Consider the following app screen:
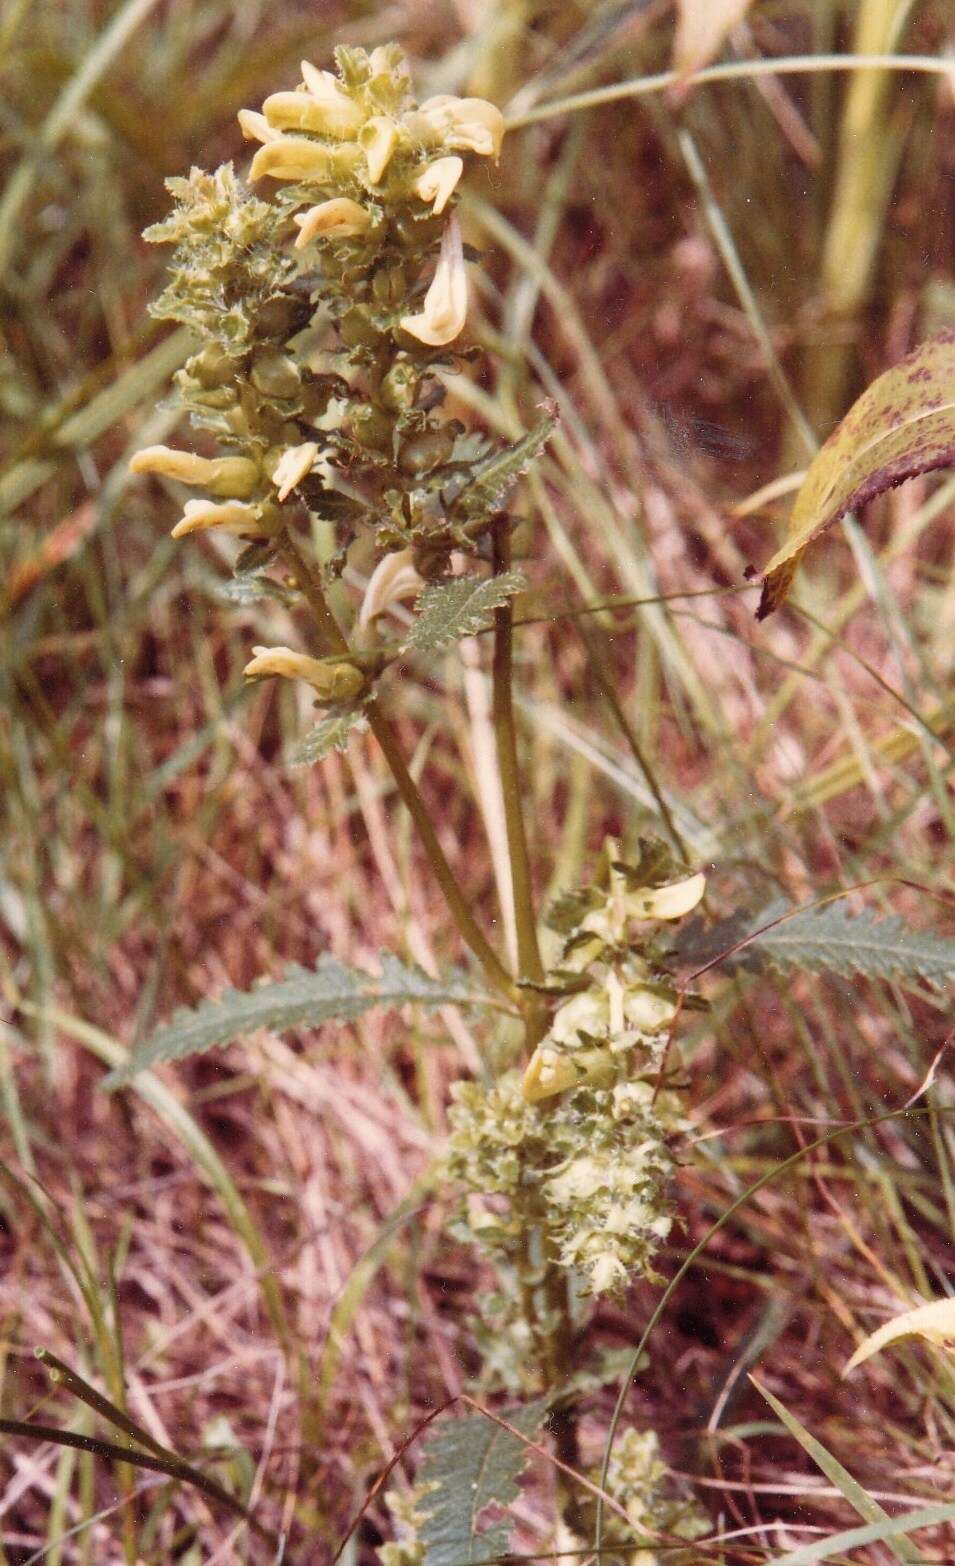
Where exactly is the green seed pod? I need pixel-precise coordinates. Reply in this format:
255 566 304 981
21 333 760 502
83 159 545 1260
350 403 394 451
398 426 454 474
340 306 382 349
371 264 407 307
250 349 302 399
379 361 419 411
253 295 300 341
189 345 235 389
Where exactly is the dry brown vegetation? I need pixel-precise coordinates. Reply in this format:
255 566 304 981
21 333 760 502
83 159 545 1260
2 1 955 1561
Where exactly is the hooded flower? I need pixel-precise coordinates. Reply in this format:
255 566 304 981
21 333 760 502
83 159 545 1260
271 441 319 501
413 155 463 215
358 547 424 627
243 645 366 702
293 197 371 248
129 445 259 498
361 116 399 185
249 136 359 185
170 499 276 539
400 215 467 347
414 95 505 158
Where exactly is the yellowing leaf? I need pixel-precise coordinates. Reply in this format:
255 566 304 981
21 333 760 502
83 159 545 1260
674 0 755 79
843 1297 955 1376
757 331 955 618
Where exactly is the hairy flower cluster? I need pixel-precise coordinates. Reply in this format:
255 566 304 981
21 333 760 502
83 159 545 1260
446 841 705 1303
128 45 530 710
584 1428 710 1566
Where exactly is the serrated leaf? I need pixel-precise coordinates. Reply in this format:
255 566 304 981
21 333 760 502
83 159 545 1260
403 572 526 654
218 576 295 607
453 413 555 523
757 331 955 617
233 539 279 577
418 1400 547 1566
674 0 754 79
290 707 368 764
844 1297 955 1375
675 899 955 989
103 956 485 1088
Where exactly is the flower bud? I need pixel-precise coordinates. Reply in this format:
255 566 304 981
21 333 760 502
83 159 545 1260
400 215 467 347
171 499 277 539
413 155 463 215
293 197 371 248
243 645 366 702
129 445 259 498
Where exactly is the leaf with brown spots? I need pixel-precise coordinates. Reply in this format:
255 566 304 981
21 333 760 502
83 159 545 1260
756 331 955 618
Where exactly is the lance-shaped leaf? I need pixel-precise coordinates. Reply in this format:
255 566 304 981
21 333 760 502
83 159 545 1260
418 1400 547 1566
403 571 525 654
452 412 555 524
103 955 488 1087
844 1297 955 1376
674 899 955 989
674 0 755 79
757 331 955 617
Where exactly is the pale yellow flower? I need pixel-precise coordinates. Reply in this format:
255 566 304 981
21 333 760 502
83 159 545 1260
271 441 319 502
249 136 358 184
243 646 365 702
361 116 398 185
237 109 280 144
625 872 706 922
170 499 274 539
299 59 366 136
521 1045 581 1104
358 548 424 627
415 95 505 158
293 197 370 249
413 155 463 215
262 86 364 140
400 215 467 347
129 445 259 499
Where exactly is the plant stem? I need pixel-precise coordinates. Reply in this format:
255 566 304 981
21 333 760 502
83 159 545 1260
280 526 519 1006
490 520 547 1043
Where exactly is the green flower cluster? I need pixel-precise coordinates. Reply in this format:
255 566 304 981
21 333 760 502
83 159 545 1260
446 840 706 1307
583 1427 710 1566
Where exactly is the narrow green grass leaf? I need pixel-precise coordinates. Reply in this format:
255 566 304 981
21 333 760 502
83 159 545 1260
403 572 526 654
751 1377 921 1565
766 1502 955 1566
418 1400 547 1566
103 955 487 1087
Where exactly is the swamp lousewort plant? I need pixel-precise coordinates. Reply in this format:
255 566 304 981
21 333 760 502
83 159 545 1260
128 42 712 1560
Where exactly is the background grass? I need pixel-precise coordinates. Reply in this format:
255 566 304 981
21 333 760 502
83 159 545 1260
1 0 954 1560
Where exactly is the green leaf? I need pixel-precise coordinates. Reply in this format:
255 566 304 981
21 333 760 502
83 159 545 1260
765 1503 955 1566
676 899 955 989
290 707 368 764
403 572 526 654
757 331 955 617
751 1378 921 1566
453 412 556 523
103 955 486 1088
418 1400 547 1566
